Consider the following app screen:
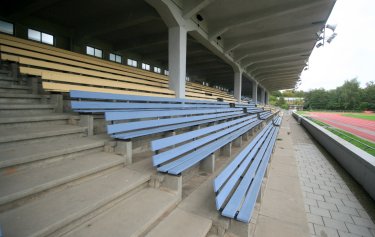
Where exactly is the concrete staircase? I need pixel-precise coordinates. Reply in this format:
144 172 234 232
0 62 185 237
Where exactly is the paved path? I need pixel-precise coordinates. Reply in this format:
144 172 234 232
309 113 375 142
286 113 375 237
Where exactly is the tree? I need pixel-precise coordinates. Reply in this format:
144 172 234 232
336 78 361 110
361 81 375 110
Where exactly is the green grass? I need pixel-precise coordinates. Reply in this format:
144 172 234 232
342 113 375 121
306 117 375 156
296 111 309 115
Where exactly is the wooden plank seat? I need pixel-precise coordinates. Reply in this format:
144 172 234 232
150 114 262 175
213 118 281 223
0 34 168 83
0 34 238 102
0 51 175 98
69 90 232 113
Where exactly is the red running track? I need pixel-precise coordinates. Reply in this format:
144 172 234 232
308 112 375 142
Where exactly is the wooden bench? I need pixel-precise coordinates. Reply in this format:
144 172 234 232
0 34 238 102
150 115 262 175
213 116 281 223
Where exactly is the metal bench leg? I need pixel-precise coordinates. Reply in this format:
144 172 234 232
79 115 94 136
200 153 215 173
115 140 133 165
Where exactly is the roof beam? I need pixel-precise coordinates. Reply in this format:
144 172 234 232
208 0 325 40
252 65 304 75
183 0 217 18
259 75 299 81
224 24 317 52
240 50 310 67
257 72 300 79
247 59 305 70
233 38 314 62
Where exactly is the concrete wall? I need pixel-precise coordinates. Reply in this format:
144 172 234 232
292 112 375 200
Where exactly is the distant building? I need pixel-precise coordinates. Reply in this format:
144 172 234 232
284 97 304 110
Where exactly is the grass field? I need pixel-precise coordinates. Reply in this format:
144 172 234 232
305 117 375 156
342 113 375 121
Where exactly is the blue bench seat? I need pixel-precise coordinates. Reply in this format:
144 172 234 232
213 117 282 223
151 115 262 175
70 90 232 113
106 108 246 140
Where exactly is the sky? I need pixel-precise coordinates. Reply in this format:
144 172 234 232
298 0 375 91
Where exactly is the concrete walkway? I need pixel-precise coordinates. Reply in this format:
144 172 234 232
286 113 375 237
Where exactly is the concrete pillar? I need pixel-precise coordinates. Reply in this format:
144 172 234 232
168 26 187 98
115 140 133 165
220 142 232 156
265 91 269 105
200 153 215 173
234 71 242 103
79 115 94 136
252 81 258 104
261 88 266 104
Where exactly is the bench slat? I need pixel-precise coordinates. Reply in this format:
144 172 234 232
214 125 273 210
113 113 244 140
213 122 272 192
151 116 254 151
166 121 261 175
221 127 276 218
108 111 243 134
70 90 230 105
158 119 261 174
105 108 243 121
71 101 228 110
153 117 258 166
236 127 279 222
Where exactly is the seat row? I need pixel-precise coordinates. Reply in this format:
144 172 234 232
0 34 237 102
70 90 280 224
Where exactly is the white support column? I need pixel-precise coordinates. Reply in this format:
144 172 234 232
169 26 187 98
252 81 258 104
234 70 242 103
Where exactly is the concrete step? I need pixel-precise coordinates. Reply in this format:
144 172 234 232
0 93 50 104
0 124 87 149
0 135 106 169
0 69 11 76
145 208 212 237
0 168 150 237
0 84 30 94
0 103 55 115
0 152 124 208
62 188 179 237
0 114 77 129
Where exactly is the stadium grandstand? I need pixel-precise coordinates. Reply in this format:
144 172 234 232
2 1 374 237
